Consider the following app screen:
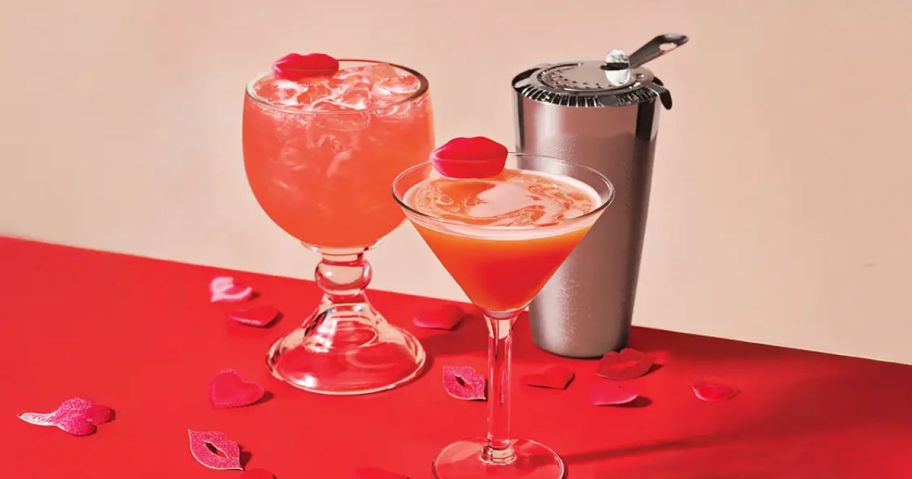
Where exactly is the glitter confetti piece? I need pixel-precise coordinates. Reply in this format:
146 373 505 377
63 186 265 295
442 366 486 401
595 348 654 381
521 365 575 390
210 276 254 303
188 429 242 470
692 380 739 401
228 305 280 327
591 381 639 406
18 397 114 436
241 468 275 479
210 370 266 408
355 467 409 479
413 304 465 330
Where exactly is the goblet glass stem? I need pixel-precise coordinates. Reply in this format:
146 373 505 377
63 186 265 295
314 248 372 305
483 310 521 464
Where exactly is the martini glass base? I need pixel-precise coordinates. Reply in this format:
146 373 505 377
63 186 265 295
266 300 425 395
433 438 565 479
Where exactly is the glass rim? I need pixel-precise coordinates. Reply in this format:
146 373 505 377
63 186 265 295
244 59 430 116
392 153 615 232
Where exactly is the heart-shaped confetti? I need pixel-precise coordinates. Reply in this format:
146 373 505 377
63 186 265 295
431 137 508 178
241 468 275 479
595 347 654 381
442 366 486 401
591 381 639 406
521 365 575 390
692 380 738 401
210 276 254 303
210 370 266 408
228 305 280 327
18 397 114 436
355 467 409 479
413 304 465 330
188 429 243 470
273 53 339 80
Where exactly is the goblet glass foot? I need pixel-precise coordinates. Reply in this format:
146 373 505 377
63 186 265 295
433 438 565 479
266 300 425 395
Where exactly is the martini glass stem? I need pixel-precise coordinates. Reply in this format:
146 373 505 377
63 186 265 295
483 311 521 464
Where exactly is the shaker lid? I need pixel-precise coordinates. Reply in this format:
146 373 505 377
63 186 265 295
513 33 687 109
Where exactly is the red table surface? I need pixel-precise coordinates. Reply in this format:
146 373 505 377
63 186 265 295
0 237 910 478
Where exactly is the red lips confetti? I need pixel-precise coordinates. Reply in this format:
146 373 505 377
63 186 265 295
692 380 739 401
241 469 275 479
355 467 409 479
18 397 114 436
228 305 280 327
442 366 486 401
431 137 508 178
210 370 266 408
210 276 254 303
412 304 465 330
595 347 654 381
272 53 340 80
591 381 639 406
188 429 243 470
521 365 575 390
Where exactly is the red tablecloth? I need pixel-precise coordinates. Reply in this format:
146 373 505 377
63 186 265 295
1 237 910 478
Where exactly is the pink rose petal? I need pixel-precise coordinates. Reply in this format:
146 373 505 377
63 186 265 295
591 381 639 406
692 380 739 401
595 347 654 381
228 305 280 328
241 468 275 479
355 467 409 479
210 370 266 408
413 304 465 330
18 397 115 436
210 276 254 303
442 366 486 401
188 429 243 470
521 365 575 390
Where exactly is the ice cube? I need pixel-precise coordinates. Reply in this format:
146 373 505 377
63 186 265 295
333 86 372 110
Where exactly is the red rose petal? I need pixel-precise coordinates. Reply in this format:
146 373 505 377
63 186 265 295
692 380 739 401
595 347 654 381
210 276 254 303
228 305 280 328
188 430 243 470
355 467 409 479
413 304 465 330
521 365 575 390
442 366 486 401
591 381 639 406
241 468 275 479
18 397 114 436
273 53 340 80
210 370 266 408
431 137 508 178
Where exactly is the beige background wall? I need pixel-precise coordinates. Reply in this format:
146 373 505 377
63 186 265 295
1 1 910 364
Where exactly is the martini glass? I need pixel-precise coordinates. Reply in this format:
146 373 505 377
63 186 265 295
243 60 432 395
393 154 614 478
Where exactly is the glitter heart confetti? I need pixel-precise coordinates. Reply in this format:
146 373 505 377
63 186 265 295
442 366 486 401
591 381 639 406
228 305 280 327
521 365 575 390
188 429 243 470
595 347 654 381
692 380 739 401
210 370 266 408
210 276 254 303
18 397 114 436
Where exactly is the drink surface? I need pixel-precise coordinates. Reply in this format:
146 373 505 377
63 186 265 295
243 62 433 248
404 169 601 312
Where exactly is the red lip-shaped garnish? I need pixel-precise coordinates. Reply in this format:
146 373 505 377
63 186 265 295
210 370 266 408
18 397 114 436
591 381 639 406
355 467 409 479
431 137 508 178
442 366 486 401
595 347 654 381
272 53 339 80
692 380 738 401
521 365 575 390
188 429 243 470
413 304 465 330
228 305 280 328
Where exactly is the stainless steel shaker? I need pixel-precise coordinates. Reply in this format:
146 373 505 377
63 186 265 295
513 34 687 357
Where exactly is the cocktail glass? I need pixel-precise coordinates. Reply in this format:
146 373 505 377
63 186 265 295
242 60 432 395
393 154 614 478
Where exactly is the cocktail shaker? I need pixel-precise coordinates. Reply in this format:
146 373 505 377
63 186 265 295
512 33 687 357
